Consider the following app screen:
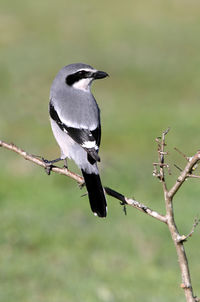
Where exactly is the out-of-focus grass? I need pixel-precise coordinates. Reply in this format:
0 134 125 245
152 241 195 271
1 0 200 301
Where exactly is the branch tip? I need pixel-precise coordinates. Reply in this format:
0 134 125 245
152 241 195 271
163 127 170 136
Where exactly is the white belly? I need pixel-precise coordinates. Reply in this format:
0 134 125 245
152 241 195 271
50 118 98 174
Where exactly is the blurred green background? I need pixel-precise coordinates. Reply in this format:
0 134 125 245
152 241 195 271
1 0 200 301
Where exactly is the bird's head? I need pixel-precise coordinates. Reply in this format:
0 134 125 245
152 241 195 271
58 63 109 92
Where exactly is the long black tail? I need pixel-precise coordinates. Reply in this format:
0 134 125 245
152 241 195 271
81 170 107 218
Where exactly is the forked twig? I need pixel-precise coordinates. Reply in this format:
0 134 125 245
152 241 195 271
177 218 200 243
153 129 200 302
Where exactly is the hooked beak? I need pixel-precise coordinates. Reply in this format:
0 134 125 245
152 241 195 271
93 70 109 79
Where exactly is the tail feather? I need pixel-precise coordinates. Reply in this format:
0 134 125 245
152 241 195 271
81 170 107 218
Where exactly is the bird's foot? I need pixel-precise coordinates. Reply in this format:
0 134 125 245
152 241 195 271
42 157 62 175
42 158 53 175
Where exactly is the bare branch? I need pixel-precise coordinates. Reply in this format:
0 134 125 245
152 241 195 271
168 152 200 199
177 218 200 243
104 187 167 223
0 140 165 222
154 131 200 302
0 140 84 185
174 163 183 172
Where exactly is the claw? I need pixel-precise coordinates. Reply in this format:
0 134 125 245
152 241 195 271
42 158 53 175
41 157 63 175
45 165 52 175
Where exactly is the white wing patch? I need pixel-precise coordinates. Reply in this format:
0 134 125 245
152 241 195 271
82 140 98 149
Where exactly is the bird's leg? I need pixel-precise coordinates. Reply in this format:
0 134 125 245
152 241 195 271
63 158 68 169
42 157 63 175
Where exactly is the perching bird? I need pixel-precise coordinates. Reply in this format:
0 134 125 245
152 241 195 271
48 63 108 217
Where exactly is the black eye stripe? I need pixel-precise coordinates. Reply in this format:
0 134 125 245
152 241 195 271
77 70 90 76
66 70 92 86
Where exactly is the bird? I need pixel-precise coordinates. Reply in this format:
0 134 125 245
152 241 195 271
47 63 108 217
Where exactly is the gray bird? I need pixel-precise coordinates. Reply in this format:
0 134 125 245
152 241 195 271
48 63 108 217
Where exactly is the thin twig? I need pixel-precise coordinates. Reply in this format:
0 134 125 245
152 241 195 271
154 128 170 193
104 187 167 223
177 218 200 243
0 140 84 184
168 152 200 199
187 174 200 179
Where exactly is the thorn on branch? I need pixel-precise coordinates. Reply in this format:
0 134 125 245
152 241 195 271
153 128 171 184
174 164 183 172
174 147 190 161
163 127 171 136
174 148 200 179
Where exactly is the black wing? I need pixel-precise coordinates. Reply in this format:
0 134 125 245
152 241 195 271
89 126 101 164
49 103 100 163
91 126 101 150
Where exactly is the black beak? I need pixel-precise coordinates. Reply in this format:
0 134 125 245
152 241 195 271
93 70 109 79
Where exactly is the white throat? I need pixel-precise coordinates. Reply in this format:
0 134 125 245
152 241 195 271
73 78 92 91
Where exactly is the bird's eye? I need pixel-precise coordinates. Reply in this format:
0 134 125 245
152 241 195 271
77 70 86 76
66 70 91 86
